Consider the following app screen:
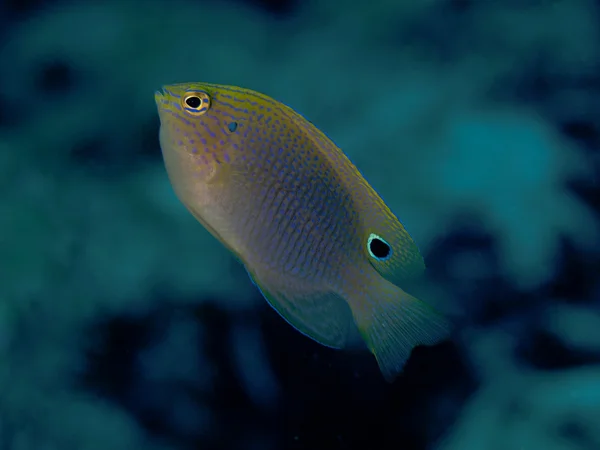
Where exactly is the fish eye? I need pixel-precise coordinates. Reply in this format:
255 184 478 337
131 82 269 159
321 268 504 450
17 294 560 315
186 97 200 108
182 91 210 116
367 233 392 261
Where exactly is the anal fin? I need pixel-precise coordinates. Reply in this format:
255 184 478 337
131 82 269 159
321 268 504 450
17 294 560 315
245 267 354 349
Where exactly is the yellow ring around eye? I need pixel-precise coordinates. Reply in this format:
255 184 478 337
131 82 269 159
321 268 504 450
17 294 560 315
182 91 211 116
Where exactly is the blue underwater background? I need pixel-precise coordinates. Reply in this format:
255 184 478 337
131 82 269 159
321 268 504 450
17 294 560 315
1 0 600 449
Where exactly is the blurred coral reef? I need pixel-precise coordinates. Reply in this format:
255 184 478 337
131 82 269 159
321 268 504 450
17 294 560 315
0 0 599 449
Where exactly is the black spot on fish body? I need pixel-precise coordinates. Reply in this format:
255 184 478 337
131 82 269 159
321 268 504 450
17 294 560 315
367 234 392 261
228 122 238 132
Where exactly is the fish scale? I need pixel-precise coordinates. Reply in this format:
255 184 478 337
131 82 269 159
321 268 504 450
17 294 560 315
233 118 354 277
156 82 452 381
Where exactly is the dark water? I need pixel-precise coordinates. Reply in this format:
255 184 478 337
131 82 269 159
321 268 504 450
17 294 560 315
0 0 599 449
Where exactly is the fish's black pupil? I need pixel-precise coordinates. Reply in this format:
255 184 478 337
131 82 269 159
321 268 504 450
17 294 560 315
370 238 391 259
186 96 201 108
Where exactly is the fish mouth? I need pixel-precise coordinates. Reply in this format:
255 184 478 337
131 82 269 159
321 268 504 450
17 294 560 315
154 87 165 101
155 87 170 109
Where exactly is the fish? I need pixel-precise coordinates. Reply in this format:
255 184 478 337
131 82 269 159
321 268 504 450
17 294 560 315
155 82 451 382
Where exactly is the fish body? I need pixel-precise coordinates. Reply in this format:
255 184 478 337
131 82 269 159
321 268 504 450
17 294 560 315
155 82 450 381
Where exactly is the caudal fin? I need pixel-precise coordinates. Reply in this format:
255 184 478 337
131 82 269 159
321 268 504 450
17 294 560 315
351 280 451 382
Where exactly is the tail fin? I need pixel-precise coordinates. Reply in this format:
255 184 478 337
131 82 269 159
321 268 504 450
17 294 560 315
350 279 451 382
